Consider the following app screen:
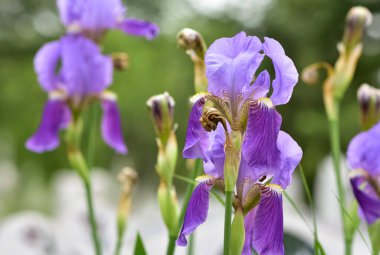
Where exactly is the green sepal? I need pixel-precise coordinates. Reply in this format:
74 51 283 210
133 232 148 255
158 182 179 236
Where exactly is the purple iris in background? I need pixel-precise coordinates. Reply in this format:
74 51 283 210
177 32 302 255
26 34 127 154
347 121 380 224
57 0 159 40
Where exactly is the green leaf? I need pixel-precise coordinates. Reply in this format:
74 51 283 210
369 219 380 255
134 233 148 255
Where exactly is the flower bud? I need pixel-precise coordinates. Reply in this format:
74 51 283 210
343 6 372 53
112 53 129 71
357 84 380 130
158 182 179 236
177 28 207 60
116 167 138 237
147 92 175 147
302 65 320 85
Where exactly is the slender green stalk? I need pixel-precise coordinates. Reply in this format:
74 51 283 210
66 121 102 255
114 236 122 255
187 234 195 255
167 235 177 255
327 100 351 255
224 190 233 255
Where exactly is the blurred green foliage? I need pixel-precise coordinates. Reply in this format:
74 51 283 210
0 0 380 212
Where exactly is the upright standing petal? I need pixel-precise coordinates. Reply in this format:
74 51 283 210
183 97 208 160
350 173 380 224
271 131 303 189
60 35 113 96
118 18 160 40
100 93 127 154
242 100 282 176
34 41 61 92
252 185 284 255
205 32 263 102
347 122 380 175
243 70 270 102
57 0 125 30
176 178 214 246
263 37 298 106
26 99 71 153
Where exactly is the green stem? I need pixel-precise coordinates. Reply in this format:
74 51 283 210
224 190 233 255
327 101 351 255
84 179 102 255
114 232 123 255
187 234 195 255
167 235 177 255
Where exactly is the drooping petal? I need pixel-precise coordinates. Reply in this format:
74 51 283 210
60 35 113 96
118 18 159 40
183 97 208 160
57 0 125 30
252 185 284 255
347 122 380 175
271 131 303 189
100 94 127 154
262 37 298 106
34 41 61 92
242 100 282 177
26 99 71 153
203 124 227 178
242 209 256 255
350 172 380 224
176 178 214 246
205 32 263 102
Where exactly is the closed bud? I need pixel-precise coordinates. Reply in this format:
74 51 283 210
177 28 207 60
147 92 175 147
112 53 129 71
158 182 179 236
357 84 380 130
343 6 372 53
302 65 320 85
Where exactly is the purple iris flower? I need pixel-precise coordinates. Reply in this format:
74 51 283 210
26 34 127 154
347 121 380 224
57 0 159 40
177 32 302 255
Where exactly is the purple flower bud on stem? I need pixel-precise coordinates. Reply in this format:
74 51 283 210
357 84 380 131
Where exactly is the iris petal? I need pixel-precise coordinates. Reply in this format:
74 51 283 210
203 124 227 178
26 99 71 153
34 41 61 92
119 18 160 40
347 122 380 175
183 98 208 160
100 95 127 154
176 178 214 246
205 32 263 102
350 173 380 224
263 37 298 106
252 185 284 255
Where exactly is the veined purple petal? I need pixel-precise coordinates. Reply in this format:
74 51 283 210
57 0 125 30
118 18 159 40
26 99 71 153
252 185 284 255
60 35 113 96
203 124 227 178
242 100 282 176
263 37 298 106
347 122 380 175
205 32 263 102
176 178 214 246
242 209 256 255
100 95 127 154
350 173 380 224
183 98 208 160
272 131 302 189
34 41 61 92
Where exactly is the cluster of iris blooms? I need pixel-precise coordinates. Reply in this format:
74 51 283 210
26 1 379 255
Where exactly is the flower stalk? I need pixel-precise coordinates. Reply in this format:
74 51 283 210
65 117 102 255
302 6 372 255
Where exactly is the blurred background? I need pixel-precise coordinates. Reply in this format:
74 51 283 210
0 0 380 254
